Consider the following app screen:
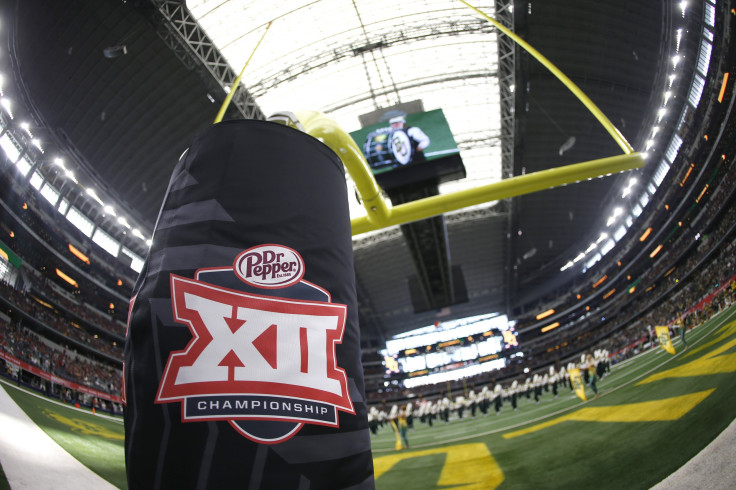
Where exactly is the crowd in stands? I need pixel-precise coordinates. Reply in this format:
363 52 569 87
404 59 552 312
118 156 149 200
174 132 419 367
0 173 136 321
0 315 122 413
23 267 127 337
0 169 132 412
514 42 736 329
0 280 122 358
3 164 734 414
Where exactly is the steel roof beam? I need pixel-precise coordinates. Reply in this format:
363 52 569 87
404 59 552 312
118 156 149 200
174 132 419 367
148 0 265 120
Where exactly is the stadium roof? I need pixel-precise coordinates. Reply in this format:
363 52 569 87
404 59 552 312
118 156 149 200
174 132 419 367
7 0 699 346
186 0 505 222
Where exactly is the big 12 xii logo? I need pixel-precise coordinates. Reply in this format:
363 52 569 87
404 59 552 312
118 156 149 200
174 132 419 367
155 244 354 443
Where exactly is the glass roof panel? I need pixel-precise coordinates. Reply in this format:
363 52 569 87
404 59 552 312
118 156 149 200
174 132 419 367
187 0 502 220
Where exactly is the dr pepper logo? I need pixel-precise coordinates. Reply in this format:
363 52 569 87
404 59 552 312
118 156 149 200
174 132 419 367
155 244 354 444
234 244 304 288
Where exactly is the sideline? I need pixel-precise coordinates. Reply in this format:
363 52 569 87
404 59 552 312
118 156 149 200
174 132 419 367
0 383 118 489
650 415 736 490
0 377 124 424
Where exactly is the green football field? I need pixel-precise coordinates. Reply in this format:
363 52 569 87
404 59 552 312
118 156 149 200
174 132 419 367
2 304 735 489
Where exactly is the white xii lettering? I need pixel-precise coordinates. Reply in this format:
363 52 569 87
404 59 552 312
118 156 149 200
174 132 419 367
174 292 342 396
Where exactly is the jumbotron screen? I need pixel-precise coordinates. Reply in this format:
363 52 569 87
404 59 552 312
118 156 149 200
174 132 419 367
349 109 466 190
380 314 521 386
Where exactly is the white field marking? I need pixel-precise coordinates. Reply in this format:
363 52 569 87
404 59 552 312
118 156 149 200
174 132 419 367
0 384 119 489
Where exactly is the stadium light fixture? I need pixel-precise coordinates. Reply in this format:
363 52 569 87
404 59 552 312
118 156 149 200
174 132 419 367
85 188 104 205
541 322 560 333
65 169 77 183
117 216 131 229
592 275 608 288
1 97 13 118
649 244 663 258
103 45 127 58
68 243 90 264
56 268 78 287
622 177 637 197
536 309 555 320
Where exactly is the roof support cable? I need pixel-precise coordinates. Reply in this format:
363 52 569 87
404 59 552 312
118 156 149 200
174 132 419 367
352 0 392 108
368 50 392 107
529 94 567 137
379 46 403 105
529 94 576 155
359 52 380 110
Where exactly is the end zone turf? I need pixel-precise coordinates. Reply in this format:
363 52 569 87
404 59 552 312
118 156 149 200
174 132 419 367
0 305 734 489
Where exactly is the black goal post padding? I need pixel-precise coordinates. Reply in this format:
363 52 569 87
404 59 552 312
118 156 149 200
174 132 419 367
124 119 374 489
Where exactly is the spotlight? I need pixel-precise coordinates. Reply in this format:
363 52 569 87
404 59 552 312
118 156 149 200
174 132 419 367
103 45 128 58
